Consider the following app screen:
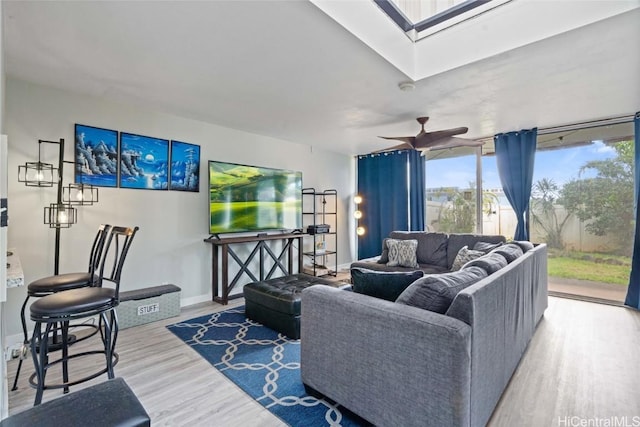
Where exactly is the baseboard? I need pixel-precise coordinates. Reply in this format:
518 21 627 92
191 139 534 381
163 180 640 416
180 293 213 308
548 291 624 307
5 333 23 351
336 262 352 272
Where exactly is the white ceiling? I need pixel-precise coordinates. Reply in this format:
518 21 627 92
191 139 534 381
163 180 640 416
3 1 639 156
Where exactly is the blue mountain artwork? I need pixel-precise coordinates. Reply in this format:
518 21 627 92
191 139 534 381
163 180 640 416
75 126 118 187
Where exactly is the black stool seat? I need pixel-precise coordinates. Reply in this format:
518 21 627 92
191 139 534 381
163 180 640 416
30 288 117 319
244 274 347 339
0 377 150 427
28 273 97 295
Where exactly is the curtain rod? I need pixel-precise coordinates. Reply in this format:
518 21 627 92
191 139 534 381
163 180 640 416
475 112 637 141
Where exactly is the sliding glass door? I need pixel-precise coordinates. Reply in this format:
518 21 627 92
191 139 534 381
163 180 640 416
425 119 635 304
531 122 634 303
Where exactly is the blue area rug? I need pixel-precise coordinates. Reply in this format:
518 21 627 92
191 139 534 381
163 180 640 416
166 306 369 427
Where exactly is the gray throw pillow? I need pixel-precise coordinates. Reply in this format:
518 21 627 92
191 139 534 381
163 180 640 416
350 268 423 302
491 243 523 263
451 246 484 271
462 252 508 274
396 266 488 314
386 239 419 268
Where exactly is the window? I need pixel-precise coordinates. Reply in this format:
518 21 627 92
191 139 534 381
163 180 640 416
424 118 635 304
375 0 509 40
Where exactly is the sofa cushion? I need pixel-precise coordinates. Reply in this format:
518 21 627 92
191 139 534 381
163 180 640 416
395 266 488 314
447 234 507 270
389 231 449 268
511 240 535 253
473 241 504 253
491 243 524 263
451 246 485 271
350 268 423 302
462 252 508 274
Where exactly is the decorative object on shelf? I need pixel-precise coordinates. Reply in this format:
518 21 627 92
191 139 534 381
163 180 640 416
74 124 119 188
302 188 337 277
169 140 200 192
119 132 169 190
18 138 100 274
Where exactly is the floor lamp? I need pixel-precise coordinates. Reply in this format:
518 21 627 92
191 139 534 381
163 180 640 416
18 138 99 274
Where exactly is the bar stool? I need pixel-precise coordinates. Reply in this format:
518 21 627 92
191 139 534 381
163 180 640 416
12 224 111 391
29 225 139 405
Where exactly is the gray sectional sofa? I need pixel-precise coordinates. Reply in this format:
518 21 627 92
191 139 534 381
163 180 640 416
300 235 548 427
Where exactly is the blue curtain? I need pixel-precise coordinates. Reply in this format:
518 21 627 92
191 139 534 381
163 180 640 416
408 150 425 231
357 151 409 259
494 128 537 241
625 112 640 310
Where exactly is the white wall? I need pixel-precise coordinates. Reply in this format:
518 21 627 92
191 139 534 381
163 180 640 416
3 77 353 339
1 1 9 418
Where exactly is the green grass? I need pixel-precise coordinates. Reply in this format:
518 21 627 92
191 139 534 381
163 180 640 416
547 249 631 285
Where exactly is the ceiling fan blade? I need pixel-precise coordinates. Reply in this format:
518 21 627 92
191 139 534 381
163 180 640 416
414 127 469 146
378 136 416 146
371 142 415 153
422 136 485 152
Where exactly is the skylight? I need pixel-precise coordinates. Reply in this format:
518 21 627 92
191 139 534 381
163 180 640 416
375 0 510 40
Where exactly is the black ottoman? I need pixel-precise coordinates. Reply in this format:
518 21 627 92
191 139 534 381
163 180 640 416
243 274 346 339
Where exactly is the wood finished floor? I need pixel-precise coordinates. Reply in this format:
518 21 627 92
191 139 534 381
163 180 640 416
7 296 640 426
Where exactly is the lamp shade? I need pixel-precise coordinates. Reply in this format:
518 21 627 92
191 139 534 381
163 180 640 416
18 162 57 187
63 183 99 206
44 203 77 228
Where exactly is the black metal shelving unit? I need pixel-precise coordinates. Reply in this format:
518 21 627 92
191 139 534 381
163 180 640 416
302 188 337 277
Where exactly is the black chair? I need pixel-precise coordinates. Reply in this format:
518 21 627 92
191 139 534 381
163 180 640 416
12 224 111 391
29 225 139 405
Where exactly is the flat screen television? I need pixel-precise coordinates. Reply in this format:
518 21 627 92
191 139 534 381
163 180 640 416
208 160 302 234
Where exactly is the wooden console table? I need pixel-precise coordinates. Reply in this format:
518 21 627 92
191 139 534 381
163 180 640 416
204 233 304 305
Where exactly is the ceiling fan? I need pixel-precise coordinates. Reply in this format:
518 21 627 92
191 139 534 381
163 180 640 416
375 117 484 153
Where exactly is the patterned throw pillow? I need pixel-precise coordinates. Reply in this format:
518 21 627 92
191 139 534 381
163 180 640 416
386 239 419 268
451 246 484 271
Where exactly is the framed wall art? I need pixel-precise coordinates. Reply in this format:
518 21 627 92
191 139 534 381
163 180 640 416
119 132 169 190
74 124 119 188
169 140 200 192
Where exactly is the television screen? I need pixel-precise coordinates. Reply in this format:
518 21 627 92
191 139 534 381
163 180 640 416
208 160 302 234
